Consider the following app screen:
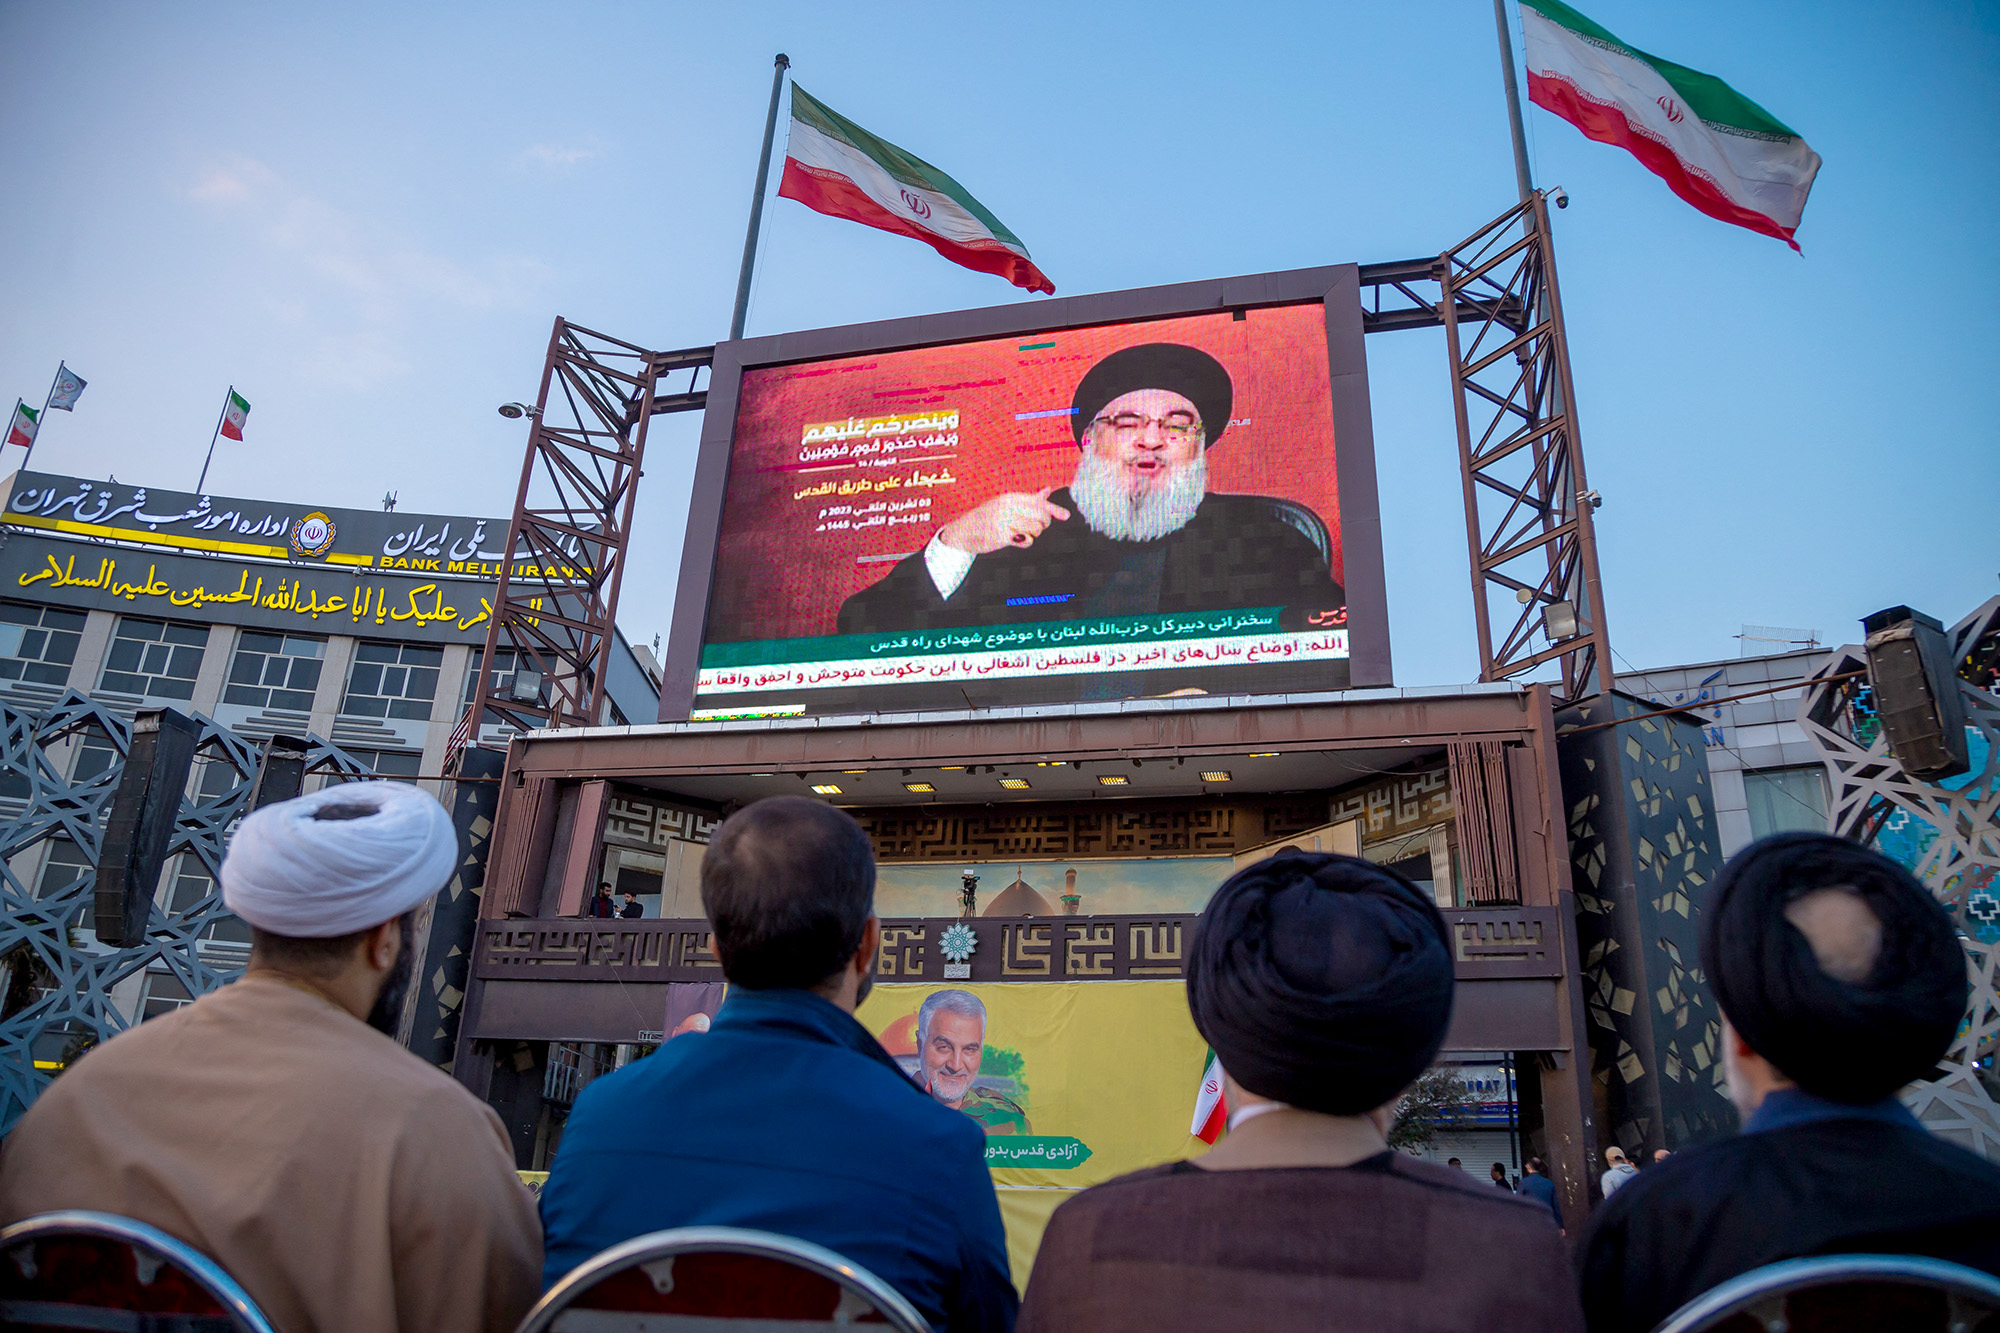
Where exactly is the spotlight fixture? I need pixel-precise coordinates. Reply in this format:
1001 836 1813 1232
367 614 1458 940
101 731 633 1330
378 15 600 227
1131 758 1142 769
1543 599 1580 640
497 402 540 420
902 769 912 777
1248 752 1280 759
1200 771 1232 783
998 777 1031 790
1096 774 1128 786
904 782 936 793
810 784 842 795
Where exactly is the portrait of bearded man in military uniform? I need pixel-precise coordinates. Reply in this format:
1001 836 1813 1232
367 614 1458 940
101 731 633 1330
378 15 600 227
917 989 1029 1136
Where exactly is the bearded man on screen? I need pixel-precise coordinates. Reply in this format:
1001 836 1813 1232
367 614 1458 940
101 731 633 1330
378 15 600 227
836 344 1343 634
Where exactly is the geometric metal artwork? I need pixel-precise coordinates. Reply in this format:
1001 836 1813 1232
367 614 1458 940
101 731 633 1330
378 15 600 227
0 688 374 1133
1800 596 2000 1158
1558 693 1733 1156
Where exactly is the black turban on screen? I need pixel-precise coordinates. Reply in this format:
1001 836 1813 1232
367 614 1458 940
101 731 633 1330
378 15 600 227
1700 832 1967 1104
1187 850 1455 1115
1070 343 1233 448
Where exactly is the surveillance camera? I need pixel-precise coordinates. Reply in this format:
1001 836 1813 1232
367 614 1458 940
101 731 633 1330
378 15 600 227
1579 488 1603 510
497 402 537 420
1550 188 1570 210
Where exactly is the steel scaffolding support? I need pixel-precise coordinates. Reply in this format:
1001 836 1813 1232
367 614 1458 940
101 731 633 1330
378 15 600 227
454 321 711 756
1437 192 1613 704
461 194 1609 749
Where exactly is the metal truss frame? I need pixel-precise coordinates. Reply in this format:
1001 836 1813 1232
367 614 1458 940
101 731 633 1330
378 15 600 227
464 195 1610 751
1435 193 1611 704
457 321 711 750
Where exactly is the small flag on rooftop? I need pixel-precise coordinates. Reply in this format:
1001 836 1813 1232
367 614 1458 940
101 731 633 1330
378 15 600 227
5 401 38 451
1520 0 1822 249
48 364 86 412
219 389 251 441
778 85 1055 295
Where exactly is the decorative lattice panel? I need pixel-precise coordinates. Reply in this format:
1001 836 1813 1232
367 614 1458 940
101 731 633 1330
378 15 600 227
1801 597 2000 1157
0 689 375 1132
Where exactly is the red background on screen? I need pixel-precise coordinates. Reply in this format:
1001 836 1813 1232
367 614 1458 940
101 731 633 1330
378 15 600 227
704 303 1341 643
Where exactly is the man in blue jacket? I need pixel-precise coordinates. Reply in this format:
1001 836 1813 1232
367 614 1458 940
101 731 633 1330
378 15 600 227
538 796 1016 1332
1519 1156 1563 1232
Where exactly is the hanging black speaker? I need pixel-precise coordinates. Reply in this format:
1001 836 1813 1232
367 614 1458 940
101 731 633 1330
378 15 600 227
247 735 310 811
1861 606 1969 782
95 708 202 946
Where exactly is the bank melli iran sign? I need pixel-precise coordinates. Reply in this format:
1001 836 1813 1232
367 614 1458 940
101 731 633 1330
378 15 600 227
4 471 591 582
1 534 509 644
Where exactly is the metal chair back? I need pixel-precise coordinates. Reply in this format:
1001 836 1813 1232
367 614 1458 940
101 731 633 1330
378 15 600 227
0 1209 276 1332
1654 1253 2000 1333
518 1226 931 1333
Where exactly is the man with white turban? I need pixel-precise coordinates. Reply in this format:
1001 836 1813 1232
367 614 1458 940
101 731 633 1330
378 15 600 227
0 781 542 1333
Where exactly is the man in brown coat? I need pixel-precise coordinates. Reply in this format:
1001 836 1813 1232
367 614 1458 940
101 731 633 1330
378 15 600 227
1018 850 1582 1333
0 781 542 1333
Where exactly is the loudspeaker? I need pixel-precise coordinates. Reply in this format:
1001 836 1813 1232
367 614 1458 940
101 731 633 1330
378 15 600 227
95 708 202 946
247 735 310 811
1862 605 1969 781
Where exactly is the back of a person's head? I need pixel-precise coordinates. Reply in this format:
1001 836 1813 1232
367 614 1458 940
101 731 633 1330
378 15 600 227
701 797 876 990
1526 1156 1547 1175
1700 831 1967 1104
1186 849 1453 1115
223 780 456 971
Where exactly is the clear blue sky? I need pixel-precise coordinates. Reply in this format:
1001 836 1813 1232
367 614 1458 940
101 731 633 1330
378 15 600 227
2 1 1993 685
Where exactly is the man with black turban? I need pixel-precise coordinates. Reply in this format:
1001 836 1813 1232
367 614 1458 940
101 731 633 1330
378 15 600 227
836 343 1343 633
1576 833 2000 1333
1017 851 1584 1333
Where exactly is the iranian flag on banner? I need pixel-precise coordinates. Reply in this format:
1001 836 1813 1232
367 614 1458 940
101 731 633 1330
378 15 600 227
5 401 38 450
1520 0 1822 249
220 390 251 441
778 85 1055 295
1191 1049 1227 1145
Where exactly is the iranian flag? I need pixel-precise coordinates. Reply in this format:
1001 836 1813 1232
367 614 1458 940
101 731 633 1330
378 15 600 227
219 389 251 441
5 401 37 450
1521 0 1822 250
778 85 1054 295
1191 1049 1227 1145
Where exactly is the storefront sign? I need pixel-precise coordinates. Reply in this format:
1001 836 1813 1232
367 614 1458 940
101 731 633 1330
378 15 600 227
3 470 588 583
0 534 501 644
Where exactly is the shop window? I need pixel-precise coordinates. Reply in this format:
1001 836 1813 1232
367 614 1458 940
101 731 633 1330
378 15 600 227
342 642 442 721
140 972 194 1022
100 617 208 701
0 601 86 686
223 633 325 712
1745 766 1829 841
336 748 424 782
463 646 523 705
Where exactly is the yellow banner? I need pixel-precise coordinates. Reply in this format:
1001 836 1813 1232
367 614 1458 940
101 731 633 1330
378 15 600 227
858 980 1209 1285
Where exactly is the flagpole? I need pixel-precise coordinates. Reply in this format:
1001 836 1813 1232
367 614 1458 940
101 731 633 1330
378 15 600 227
729 53 792 342
17 366 61 474
196 386 231 495
1493 0 1535 203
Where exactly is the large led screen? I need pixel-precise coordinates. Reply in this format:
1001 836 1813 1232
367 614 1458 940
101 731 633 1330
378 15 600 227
686 300 1366 718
